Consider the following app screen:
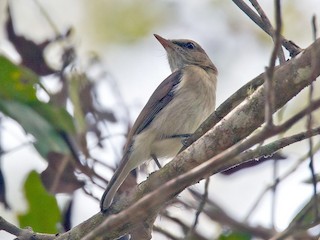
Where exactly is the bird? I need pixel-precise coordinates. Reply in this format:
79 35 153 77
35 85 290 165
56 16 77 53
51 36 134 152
100 34 218 211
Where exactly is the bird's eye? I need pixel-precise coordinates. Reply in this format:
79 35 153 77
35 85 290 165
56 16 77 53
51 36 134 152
185 42 195 49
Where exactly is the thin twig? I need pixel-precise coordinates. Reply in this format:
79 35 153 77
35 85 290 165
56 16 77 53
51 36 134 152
161 211 189 233
186 190 275 239
0 216 55 240
160 211 207 240
307 14 318 221
267 0 282 228
33 0 60 35
249 0 286 63
232 0 302 57
82 186 100 202
312 15 318 41
186 178 210 238
271 158 278 230
265 0 282 127
245 138 320 221
153 226 180 240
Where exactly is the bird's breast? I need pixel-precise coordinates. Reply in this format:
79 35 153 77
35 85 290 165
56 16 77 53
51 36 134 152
148 65 217 157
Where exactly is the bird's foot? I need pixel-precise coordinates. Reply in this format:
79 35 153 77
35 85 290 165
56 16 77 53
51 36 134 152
169 134 192 147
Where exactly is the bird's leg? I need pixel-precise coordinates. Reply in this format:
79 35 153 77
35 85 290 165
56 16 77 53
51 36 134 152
151 134 192 170
151 154 162 169
169 134 192 147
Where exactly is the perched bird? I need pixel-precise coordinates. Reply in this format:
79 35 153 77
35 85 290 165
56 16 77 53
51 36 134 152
100 34 218 211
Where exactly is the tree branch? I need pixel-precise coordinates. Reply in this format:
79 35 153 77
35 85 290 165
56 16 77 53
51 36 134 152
187 190 275 239
0 217 55 240
53 38 320 240
232 0 302 57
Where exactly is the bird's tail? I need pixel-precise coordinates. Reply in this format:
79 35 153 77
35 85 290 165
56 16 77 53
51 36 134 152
100 151 134 211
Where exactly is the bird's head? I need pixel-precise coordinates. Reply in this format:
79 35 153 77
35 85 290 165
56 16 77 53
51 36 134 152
154 34 216 73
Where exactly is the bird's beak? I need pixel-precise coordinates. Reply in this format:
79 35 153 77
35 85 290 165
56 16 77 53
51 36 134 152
154 34 173 49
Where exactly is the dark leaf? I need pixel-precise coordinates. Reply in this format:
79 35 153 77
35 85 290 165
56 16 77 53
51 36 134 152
218 231 252 240
221 152 287 175
6 6 56 76
62 199 73 231
0 164 10 209
79 80 116 123
41 152 85 194
0 100 69 157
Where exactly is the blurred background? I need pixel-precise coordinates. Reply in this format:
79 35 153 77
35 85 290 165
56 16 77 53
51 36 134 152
0 0 320 239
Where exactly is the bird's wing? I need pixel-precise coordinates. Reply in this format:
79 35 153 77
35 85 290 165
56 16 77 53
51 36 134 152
125 70 182 150
100 70 183 210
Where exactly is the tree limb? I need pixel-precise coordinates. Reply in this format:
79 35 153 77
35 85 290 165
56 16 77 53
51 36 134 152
0 217 55 240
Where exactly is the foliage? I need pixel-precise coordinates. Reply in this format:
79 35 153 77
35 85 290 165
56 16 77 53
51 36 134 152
18 171 61 233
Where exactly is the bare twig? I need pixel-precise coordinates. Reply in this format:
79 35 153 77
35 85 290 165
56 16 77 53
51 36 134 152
271 158 279 230
186 178 210 239
82 186 100 202
232 0 302 57
60 133 107 185
307 14 318 221
0 141 34 156
249 0 285 63
161 211 189 233
265 0 282 127
245 136 320 222
33 0 60 35
269 192 320 240
312 15 318 40
266 0 282 228
187 190 275 239
153 226 180 240
160 211 207 240
0 217 55 240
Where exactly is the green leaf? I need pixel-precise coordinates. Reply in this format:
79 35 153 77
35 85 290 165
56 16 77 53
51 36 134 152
218 231 252 240
0 55 75 156
18 171 61 233
0 100 69 156
31 102 76 134
0 55 75 134
0 55 38 102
